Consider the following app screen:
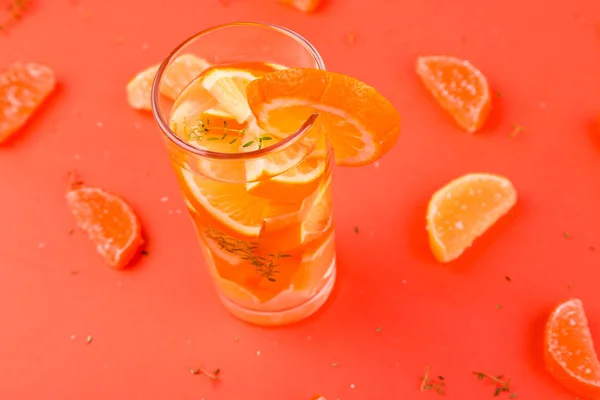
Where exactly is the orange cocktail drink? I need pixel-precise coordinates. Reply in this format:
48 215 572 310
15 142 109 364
151 23 400 326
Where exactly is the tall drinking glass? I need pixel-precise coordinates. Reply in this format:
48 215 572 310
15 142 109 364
151 22 335 326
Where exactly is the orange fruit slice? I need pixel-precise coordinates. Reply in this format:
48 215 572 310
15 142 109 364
126 54 210 111
416 55 491 133
161 54 211 100
126 64 159 111
427 173 516 262
0 62 56 143
246 68 401 166
66 186 144 269
199 65 279 123
301 176 333 243
180 168 304 237
278 0 322 12
544 298 600 399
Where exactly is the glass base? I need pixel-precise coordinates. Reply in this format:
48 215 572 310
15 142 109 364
218 259 336 326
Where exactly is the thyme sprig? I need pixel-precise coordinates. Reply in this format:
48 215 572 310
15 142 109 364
0 0 30 31
420 366 445 395
205 227 290 281
473 371 516 397
175 118 273 150
190 366 220 381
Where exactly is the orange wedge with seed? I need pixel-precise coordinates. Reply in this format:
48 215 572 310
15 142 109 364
246 68 401 166
0 62 56 143
416 55 491 133
427 173 516 262
67 186 144 269
544 298 600 399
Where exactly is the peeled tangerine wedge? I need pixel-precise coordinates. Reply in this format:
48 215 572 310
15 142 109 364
545 298 600 400
246 68 401 167
278 0 322 12
416 55 491 133
67 185 144 269
126 54 210 111
0 62 56 143
427 173 517 262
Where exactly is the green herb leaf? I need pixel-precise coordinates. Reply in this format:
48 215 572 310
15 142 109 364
242 141 254 148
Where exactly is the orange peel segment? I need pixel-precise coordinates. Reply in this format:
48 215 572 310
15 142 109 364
426 173 516 262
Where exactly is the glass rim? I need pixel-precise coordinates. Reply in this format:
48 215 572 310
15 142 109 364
150 21 326 161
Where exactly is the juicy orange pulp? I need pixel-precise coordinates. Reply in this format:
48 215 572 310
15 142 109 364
167 62 336 310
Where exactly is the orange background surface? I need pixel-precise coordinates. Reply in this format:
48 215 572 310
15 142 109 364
2 0 600 399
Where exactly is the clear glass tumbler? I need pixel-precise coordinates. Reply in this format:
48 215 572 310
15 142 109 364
151 22 335 326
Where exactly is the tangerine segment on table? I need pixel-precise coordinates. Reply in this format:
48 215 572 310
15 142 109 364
416 55 491 133
66 187 144 269
426 173 517 262
126 54 210 111
0 62 56 143
544 298 600 400
278 0 322 12
245 68 401 166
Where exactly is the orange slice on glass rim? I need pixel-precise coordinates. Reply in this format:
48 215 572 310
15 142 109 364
245 68 401 166
416 55 491 133
0 62 56 143
426 173 517 262
544 298 600 399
